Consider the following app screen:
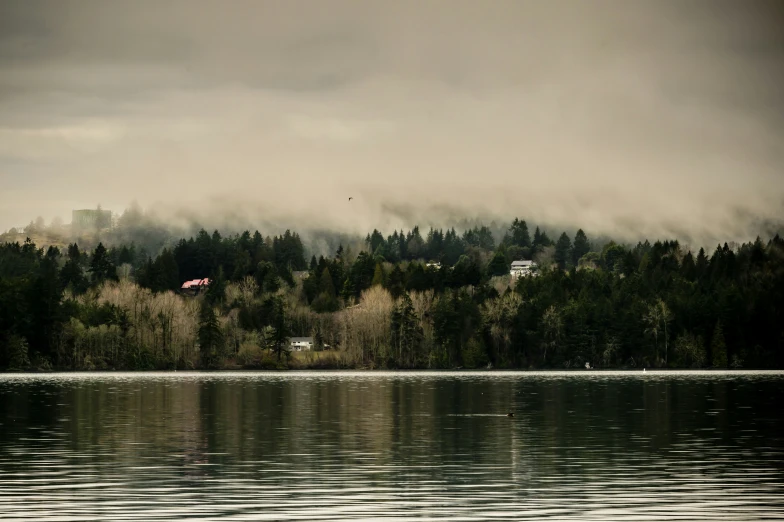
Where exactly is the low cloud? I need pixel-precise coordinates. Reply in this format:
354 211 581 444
0 1 782 247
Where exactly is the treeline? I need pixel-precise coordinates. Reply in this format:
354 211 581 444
1 218 783 371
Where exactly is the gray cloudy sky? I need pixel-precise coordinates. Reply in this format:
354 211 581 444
1 0 783 243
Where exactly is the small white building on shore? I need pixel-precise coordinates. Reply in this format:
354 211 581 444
289 337 314 351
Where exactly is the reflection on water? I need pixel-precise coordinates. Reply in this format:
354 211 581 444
1 371 783 521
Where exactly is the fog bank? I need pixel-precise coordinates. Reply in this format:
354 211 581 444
1 1 783 247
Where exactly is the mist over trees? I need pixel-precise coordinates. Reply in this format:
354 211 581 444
1 217 783 371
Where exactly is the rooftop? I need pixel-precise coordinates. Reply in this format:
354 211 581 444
181 278 210 289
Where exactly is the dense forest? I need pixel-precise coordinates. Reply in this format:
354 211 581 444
1 217 783 371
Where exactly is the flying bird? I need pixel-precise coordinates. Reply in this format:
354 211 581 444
348 197 353 201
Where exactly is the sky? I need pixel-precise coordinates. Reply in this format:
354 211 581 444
1 0 783 245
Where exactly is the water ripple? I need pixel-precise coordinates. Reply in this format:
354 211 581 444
1 371 782 520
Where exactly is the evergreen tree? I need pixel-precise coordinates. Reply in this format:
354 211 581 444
486 250 509 277
451 255 481 288
572 229 590 266
695 248 708 279
271 296 290 361
711 321 727 368
255 261 280 293
312 267 339 313
118 245 134 266
319 267 336 298
340 278 354 303
60 244 88 294
506 218 531 248
390 293 423 367
680 251 696 281
26 251 63 359
386 265 406 299
532 226 552 250
205 266 226 306
371 263 385 286
153 248 179 292
6 335 30 370
89 242 117 285
198 301 223 368
554 232 572 270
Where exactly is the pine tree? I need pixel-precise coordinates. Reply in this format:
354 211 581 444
154 249 180 292
486 250 509 277
391 293 423 367
711 321 727 368
6 335 30 370
554 232 572 270
572 229 590 266
271 296 290 361
60 244 88 294
532 226 552 250
27 253 63 358
386 265 406 299
680 251 696 281
205 266 226 306
696 247 711 280
89 242 117 285
198 301 223 368
320 267 336 298
371 263 385 286
507 219 531 248
312 267 339 312
341 278 354 302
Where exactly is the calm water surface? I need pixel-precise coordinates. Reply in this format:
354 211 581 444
0 371 783 521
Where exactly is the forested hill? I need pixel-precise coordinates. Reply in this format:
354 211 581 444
1 219 783 371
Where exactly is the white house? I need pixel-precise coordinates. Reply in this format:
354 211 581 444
289 337 314 351
510 260 537 278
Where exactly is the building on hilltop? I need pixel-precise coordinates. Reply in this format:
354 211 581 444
72 208 112 232
510 260 538 278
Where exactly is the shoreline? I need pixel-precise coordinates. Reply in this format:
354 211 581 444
2 368 783 375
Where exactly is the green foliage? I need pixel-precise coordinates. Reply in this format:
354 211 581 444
2 224 784 371
572 229 590 266
643 298 673 366
198 301 224 369
89 243 118 284
371 263 385 287
461 337 489 369
505 219 531 249
312 267 339 313
532 226 553 250
390 293 424 367
674 333 706 368
386 265 406 299
486 250 509 277
270 296 291 361
60 244 89 294
541 305 562 364
554 232 572 270
6 335 30 370
205 266 226 307
711 321 728 368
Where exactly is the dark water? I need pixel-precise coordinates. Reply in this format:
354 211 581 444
0 371 783 521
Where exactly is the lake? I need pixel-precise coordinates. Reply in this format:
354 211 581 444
1 371 782 521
